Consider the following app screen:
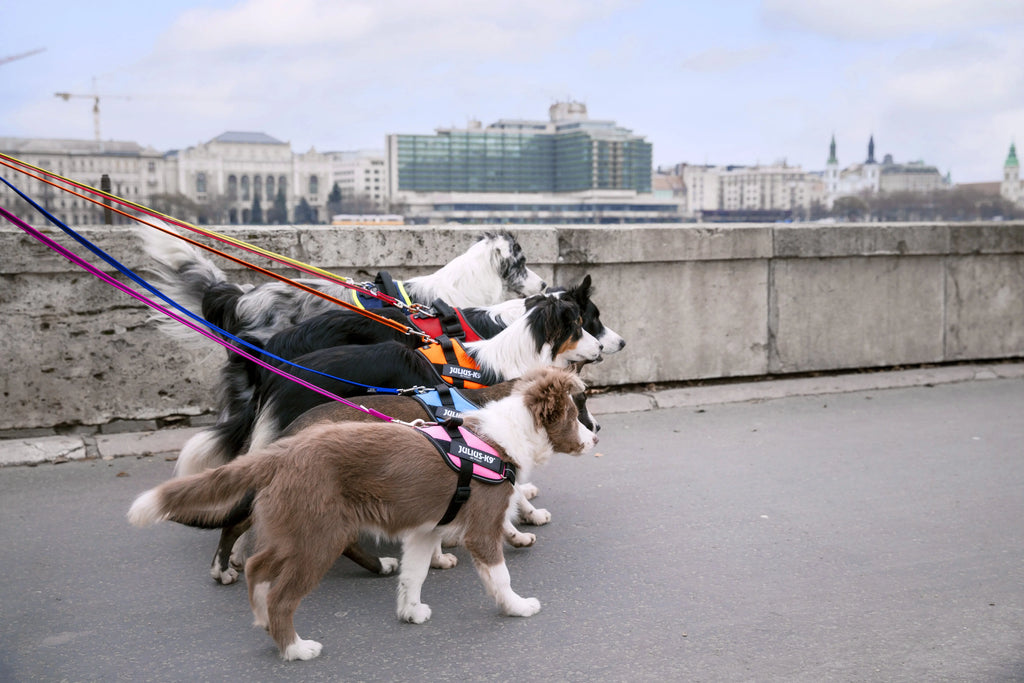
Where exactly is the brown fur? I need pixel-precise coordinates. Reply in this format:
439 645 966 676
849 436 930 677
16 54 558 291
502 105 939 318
129 367 593 660
281 382 516 436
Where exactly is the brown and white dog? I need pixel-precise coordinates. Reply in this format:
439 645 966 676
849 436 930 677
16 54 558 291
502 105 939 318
204 379 600 585
128 367 597 661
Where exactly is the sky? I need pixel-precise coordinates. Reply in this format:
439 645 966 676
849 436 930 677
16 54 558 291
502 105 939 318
2 0 1023 183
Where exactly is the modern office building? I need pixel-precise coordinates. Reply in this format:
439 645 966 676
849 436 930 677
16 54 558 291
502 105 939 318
385 102 679 223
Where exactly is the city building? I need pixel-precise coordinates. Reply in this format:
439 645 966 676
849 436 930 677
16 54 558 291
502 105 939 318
0 132 334 227
825 135 947 207
0 137 165 226
663 162 825 221
385 102 680 223
167 131 332 224
1001 142 1022 206
326 149 387 210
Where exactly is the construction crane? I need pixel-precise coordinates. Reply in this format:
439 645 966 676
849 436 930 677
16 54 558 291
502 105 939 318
0 47 46 67
54 83 131 142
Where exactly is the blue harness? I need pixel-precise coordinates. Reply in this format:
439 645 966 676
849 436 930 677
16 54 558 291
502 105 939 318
411 384 481 423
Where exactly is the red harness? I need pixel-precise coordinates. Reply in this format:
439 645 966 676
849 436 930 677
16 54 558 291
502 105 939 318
410 298 482 343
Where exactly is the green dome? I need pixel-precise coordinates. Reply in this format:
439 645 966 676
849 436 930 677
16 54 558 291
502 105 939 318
1007 142 1019 168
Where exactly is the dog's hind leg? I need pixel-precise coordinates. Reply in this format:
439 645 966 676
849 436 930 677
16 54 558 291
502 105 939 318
211 519 252 585
248 532 351 661
396 528 441 624
465 537 540 617
343 543 398 575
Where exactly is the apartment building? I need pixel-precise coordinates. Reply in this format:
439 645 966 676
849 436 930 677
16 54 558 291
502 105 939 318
669 162 824 220
1 132 333 226
326 149 386 209
0 137 165 226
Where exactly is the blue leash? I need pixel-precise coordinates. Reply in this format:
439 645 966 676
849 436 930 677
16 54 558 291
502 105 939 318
0 173 404 396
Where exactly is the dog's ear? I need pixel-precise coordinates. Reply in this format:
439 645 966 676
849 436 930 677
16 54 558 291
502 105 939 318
570 274 593 303
523 293 547 310
523 368 576 428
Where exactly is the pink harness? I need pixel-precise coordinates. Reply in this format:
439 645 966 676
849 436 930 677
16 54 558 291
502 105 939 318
417 422 516 526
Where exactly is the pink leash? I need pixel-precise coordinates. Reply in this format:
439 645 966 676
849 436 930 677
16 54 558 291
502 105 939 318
0 206 397 425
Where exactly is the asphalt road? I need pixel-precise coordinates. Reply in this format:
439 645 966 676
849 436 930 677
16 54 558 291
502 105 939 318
2 377 1023 682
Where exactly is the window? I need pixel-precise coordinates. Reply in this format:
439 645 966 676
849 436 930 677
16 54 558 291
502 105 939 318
266 175 275 199
196 172 207 194
254 175 262 200
228 175 238 200
241 175 250 201
278 175 287 196
308 175 319 196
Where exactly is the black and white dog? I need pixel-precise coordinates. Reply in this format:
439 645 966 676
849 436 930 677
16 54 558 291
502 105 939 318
210 274 625 433
175 295 603 477
136 223 547 348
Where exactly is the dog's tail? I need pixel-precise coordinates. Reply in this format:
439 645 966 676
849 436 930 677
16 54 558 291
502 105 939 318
134 221 247 346
128 453 276 529
174 393 260 477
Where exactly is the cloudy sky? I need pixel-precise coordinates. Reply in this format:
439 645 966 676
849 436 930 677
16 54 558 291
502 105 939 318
3 0 1023 182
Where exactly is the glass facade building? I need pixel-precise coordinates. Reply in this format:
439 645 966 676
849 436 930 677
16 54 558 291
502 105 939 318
390 104 652 195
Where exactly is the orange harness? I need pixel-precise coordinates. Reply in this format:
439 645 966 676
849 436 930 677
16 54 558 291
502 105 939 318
416 337 488 389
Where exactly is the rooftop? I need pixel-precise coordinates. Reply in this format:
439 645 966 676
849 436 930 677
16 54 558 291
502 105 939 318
210 131 286 145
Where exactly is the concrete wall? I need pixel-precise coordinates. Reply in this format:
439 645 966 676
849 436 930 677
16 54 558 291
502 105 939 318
2 222 1023 432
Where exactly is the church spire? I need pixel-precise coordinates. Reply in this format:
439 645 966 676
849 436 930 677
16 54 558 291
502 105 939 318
866 134 876 164
1006 141 1019 168
828 134 837 164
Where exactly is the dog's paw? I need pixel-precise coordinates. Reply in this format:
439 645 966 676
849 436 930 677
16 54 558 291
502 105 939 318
229 550 247 572
282 637 323 661
521 508 551 526
431 552 458 569
519 483 540 500
210 563 239 585
398 602 432 624
504 596 541 617
378 557 399 575
506 530 536 548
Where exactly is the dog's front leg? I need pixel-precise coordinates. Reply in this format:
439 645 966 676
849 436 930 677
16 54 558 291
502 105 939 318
396 529 440 624
430 539 458 569
514 485 551 526
467 544 540 617
503 518 536 547
518 482 540 500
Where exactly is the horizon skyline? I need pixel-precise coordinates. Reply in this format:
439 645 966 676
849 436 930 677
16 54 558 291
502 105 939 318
3 1 1023 184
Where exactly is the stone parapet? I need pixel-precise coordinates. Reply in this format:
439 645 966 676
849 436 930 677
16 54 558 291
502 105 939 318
2 222 1022 431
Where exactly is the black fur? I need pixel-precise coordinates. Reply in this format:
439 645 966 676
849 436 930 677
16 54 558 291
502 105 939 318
212 276 610 429
203 296 587 465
